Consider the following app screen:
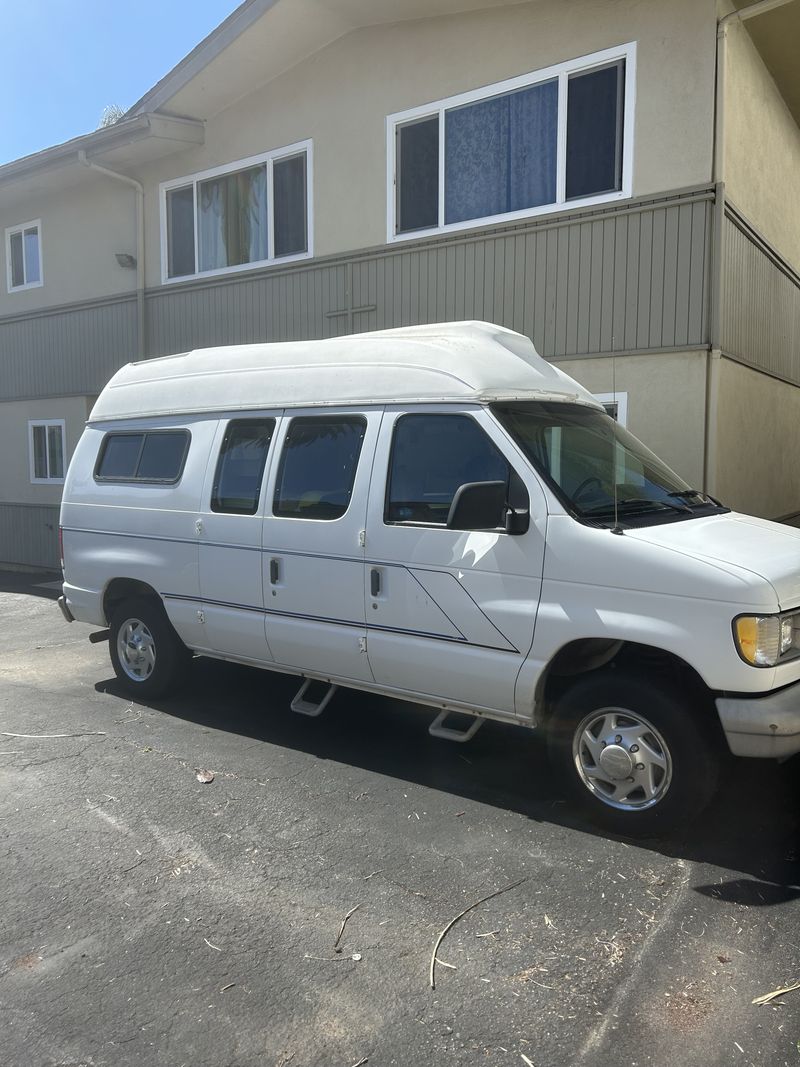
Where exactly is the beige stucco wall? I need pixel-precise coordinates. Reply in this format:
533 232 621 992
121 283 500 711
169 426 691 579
0 396 91 505
135 0 716 287
724 18 800 269
714 357 800 519
0 177 136 317
555 351 708 490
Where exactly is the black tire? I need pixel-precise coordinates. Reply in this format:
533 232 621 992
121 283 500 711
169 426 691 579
109 596 191 699
546 669 720 836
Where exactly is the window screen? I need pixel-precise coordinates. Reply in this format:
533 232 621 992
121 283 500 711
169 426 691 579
166 186 196 278
386 414 510 525
211 419 275 514
566 61 625 200
273 153 308 257
273 416 366 520
96 431 189 482
396 116 439 233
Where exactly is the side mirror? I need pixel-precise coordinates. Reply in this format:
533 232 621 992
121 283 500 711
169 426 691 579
447 481 507 532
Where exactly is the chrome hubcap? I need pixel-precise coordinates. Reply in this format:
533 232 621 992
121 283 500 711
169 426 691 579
573 708 672 811
117 618 156 682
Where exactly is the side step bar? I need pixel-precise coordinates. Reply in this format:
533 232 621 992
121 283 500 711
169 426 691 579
291 679 339 718
429 710 484 743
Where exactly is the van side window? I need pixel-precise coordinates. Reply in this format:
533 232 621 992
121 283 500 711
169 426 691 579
386 413 512 525
273 416 366 520
95 430 190 483
211 419 276 515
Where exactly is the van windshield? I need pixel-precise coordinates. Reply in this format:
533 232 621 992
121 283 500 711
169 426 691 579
493 401 726 525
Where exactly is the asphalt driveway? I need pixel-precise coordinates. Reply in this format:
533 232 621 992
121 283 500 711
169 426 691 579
1 572 798 1067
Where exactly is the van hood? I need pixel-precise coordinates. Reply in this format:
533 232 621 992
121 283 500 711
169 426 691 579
626 513 800 610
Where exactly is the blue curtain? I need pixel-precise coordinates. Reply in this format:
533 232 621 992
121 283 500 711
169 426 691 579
445 79 558 225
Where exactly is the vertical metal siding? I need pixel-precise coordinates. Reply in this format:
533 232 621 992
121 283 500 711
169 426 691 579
141 188 716 366
0 188 714 408
721 209 800 385
0 503 60 569
0 297 137 400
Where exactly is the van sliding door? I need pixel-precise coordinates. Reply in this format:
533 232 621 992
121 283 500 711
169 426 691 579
260 408 382 682
197 415 279 662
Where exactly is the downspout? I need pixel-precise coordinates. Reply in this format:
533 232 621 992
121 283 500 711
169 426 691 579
705 0 798 494
77 151 145 359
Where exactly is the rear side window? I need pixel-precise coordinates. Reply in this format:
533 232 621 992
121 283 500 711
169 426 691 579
95 430 190 483
273 416 366 520
386 413 510 524
211 419 275 515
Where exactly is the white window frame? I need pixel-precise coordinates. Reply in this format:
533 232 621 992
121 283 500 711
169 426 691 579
594 391 628 427
5 219 43 292
386 42 636 244
28 419 66 484
159 140 314 285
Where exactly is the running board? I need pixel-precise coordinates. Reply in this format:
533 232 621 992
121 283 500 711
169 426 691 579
291 679 339 718
428 710 484 743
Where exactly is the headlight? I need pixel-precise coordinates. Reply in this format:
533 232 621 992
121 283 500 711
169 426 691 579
734 612 800 667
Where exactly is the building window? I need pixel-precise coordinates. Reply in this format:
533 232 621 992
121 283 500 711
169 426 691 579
594 392 628 426
160 142 312 282
388 43 634 241
29 420 65 483
6 220 43 292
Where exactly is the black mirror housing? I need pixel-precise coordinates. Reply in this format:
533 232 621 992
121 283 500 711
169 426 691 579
446 481 507 531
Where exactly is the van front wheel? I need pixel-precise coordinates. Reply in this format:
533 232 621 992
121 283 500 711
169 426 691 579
109 596 191 699
547 671 719 835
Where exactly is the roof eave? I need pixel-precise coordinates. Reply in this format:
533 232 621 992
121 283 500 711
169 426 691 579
0 114 205 187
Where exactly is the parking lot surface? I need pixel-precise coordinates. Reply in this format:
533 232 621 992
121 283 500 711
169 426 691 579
1 572 799 1067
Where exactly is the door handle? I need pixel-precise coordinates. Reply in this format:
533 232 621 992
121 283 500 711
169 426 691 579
370 568 381 597
270 558 280 585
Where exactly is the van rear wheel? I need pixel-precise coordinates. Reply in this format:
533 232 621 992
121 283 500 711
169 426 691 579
109 596 191 699
547 670 719 835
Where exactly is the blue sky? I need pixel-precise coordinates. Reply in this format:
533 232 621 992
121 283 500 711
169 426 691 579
1 0 242 164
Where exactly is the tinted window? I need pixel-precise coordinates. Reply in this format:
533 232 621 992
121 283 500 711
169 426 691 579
97 434 143 479
211 419 275 515
386 414 510 525
273 416 366 520
137 432 190 480
96 431 189 482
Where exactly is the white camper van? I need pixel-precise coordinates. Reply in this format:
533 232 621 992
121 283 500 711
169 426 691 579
59 322 800 833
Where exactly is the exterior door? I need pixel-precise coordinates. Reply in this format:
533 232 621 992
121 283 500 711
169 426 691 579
260 407 382 682
197 415 278 662
364 406 547 717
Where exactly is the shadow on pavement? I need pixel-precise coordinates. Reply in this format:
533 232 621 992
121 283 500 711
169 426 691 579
96 655 800 894
0 569 62 601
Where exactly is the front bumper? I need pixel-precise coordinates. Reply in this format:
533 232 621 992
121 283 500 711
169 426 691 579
717 683 800 758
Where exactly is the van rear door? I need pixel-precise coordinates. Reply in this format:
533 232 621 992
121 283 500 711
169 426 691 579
363 406 546 717
260 408 382 682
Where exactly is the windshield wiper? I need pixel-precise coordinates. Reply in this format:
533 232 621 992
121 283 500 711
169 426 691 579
668 488 723 507
582 496 692 517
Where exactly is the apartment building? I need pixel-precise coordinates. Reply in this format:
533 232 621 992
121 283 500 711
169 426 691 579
0 0 798 569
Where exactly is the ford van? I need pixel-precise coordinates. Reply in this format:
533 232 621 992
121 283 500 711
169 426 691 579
58 322 800 833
